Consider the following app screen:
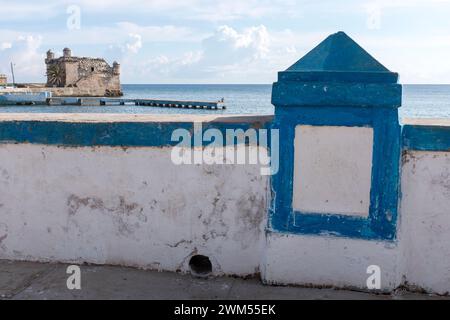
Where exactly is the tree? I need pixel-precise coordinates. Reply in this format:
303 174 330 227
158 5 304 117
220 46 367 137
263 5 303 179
46 64 65 87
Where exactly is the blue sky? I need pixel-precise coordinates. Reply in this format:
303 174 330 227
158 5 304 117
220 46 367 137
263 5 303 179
1 0 450 84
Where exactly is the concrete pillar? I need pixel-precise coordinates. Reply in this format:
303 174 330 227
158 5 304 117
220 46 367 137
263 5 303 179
263 31 402 291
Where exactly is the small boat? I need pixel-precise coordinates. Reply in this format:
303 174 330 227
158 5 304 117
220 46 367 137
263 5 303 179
0 90 52 105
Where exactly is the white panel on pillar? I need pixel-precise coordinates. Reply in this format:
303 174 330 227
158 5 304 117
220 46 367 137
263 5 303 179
293 125 374 217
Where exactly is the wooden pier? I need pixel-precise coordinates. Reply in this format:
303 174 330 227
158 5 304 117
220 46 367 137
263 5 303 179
45 97 226 110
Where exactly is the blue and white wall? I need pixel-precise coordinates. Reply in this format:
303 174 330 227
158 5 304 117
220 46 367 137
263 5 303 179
263 31 404 291
0 33 450 294
0 114 271 277
262 119 449 293
400 119 450 294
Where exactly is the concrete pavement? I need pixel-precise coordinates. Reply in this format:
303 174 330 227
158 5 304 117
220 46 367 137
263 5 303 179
0 260 446 300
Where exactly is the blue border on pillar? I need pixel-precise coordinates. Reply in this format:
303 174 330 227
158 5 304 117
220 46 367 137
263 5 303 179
269 106 401 241
269 32 402 241
270 107 400 240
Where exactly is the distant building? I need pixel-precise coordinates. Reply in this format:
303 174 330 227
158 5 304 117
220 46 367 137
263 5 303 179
0 74 7 85
45 48 122 97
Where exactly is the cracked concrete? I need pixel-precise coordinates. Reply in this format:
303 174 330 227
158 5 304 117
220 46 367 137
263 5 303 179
0 260 447 300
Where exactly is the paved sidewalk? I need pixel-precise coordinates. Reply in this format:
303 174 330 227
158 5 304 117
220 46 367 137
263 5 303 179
0 260 447 300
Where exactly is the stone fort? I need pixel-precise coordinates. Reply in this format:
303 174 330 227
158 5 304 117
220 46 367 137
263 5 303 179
45 48 122 97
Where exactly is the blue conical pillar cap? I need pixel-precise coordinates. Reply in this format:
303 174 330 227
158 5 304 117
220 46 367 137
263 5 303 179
272 31 401 108
279 31 398 84
288 31 389 72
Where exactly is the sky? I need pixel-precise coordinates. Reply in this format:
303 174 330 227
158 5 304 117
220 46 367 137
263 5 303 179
1 0 450 84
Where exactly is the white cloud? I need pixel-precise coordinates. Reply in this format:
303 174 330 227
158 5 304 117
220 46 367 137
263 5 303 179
1 42 12 50
69 0 299 20
0 35 45 82
0 1 59 21
2 0 450 84
356 34 450 83
120 25 287 83
125 34 142 54
122 51 202 81
115 22 202 43
186 0 300 22
364 0 450 9
0 0 300 22
0 23 199 51
200 25 270 69
362 0 450 31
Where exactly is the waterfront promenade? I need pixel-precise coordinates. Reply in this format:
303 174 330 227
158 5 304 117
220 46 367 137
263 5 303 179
0 260 447 300
1 32 449 296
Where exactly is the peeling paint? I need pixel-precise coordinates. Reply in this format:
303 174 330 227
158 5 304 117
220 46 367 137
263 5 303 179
0 143 267 278
234 193 265 249
66 194 146 237
167 240 192 248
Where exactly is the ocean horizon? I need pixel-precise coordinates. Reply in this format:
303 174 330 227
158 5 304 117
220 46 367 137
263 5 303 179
0 84 449 119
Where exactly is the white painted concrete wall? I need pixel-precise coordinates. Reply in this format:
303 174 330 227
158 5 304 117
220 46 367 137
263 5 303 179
262 232 401 291
401 151 450 295
0 120 449 295
263 149 450 294
262 124 399 291
0 144 268 277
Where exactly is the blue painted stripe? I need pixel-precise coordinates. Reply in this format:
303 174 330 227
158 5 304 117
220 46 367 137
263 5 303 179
272 82 401 108
0 120 272 147
275 105 376 127
402 125 450 151
293 213 377 240
278 71 399 84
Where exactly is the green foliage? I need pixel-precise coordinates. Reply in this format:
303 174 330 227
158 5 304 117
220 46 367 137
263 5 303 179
46 64 65 86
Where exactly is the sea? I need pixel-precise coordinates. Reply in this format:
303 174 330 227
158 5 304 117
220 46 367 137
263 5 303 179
0 84 449 119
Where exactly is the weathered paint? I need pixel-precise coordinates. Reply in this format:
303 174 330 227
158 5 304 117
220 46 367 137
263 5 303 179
400 151 450 294
270 32 401 240
272 31 401 108
0 115 448 293
293 125 373 217
262 31 403 291
402 124 450 151
270 108 401 240
262 232 401 291
0 143 268 277
272 82 401 108
0 116 272 148
0 32 449 295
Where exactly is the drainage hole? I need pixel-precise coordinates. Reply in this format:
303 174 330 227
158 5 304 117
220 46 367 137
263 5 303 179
189 255 212 276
